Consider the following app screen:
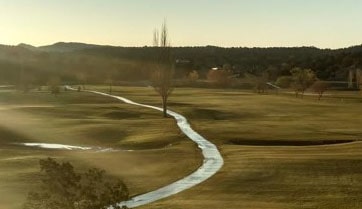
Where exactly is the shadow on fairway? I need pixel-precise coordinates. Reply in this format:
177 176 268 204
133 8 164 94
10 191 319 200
229 139 356 146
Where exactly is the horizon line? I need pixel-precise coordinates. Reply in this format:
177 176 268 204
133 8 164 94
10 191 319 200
3 41 362 50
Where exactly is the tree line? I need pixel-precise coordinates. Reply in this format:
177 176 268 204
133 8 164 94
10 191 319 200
1 43 362 88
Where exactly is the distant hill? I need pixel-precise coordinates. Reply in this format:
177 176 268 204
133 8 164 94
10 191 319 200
38 42 103 52
17 43 38 51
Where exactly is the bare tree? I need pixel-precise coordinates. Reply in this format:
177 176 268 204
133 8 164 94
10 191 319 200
348 68 354 89
356 68 362 89
311 80 329 100
151 21 174 117
153 29 159 47
255 72 269 94
105 69 116 93
105 77 114 93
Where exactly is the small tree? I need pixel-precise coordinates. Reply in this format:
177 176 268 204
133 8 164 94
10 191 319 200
356 68 362 89
105 69 117 93
23 158 128 209
188 70 199 84
290 68 317 98
311 80 329 100
76 73 87 90
105 77 114 93
48 77 61 96
245 72 268 94
255 78 268 93
255 71 269 94
151 21 174 118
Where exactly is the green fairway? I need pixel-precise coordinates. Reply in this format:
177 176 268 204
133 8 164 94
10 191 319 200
1 86 362 209
89 86 362 209
0 89 201 209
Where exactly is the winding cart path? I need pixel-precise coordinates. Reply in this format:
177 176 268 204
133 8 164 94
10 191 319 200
67 88 224 208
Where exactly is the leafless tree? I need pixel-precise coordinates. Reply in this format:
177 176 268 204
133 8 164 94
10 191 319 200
356 68 362 89
311 80 329 100
151 21 174 117
105 69 116 93
105 77 114 93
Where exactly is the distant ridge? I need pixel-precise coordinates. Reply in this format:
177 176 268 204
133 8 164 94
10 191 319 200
12 41 362 52
38 42 103 52
17 43 38 51
16 42 103 52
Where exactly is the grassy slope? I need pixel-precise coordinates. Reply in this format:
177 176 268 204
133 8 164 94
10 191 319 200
0 90 201 209
91 86 362 209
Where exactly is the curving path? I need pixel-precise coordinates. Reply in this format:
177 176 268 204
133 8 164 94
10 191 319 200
66 87 224 208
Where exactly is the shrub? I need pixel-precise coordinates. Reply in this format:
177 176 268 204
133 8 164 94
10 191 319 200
23 158 129 209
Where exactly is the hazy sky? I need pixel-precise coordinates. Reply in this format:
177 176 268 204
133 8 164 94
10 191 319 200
1 0 362 48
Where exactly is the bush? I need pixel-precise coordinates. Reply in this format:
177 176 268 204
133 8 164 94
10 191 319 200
23 158 129 209
47 77 61 96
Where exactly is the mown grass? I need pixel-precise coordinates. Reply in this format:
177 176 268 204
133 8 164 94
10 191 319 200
0 89 201 209
2 86 362 209
88 86 362 209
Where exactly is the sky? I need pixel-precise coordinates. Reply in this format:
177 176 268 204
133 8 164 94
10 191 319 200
0 0 362 49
